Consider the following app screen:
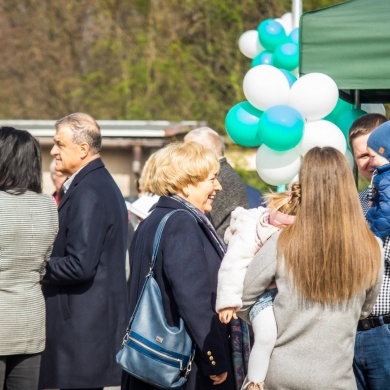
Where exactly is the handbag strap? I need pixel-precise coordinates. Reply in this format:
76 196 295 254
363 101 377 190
150 209 195 270
127 209 196 328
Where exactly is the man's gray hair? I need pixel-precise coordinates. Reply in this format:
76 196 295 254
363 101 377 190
55 112 102 154
183 126 225 157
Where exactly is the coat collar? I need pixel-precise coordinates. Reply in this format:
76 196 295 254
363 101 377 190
58 158 104 210
155 196 225 260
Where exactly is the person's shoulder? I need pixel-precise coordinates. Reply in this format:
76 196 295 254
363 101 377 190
245 184 264 208
37 193 58 209
375 164 390 184
20 191 56 205
77 164 119 194
260 228 281 250
38 192 56 201
1 192 58 216
218 159 240 178
163 208 199 227
377 162 390 174
139 205 199 238
129 194 160 220
217 159 247 191
255 229 280 259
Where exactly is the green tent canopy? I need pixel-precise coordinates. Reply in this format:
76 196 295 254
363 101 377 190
300 0 390 104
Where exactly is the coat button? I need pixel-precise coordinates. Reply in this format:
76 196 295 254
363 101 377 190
211 361 216 365
209 356 214 361
207 351 212 356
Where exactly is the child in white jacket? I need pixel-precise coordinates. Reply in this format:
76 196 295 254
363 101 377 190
216 183 301 390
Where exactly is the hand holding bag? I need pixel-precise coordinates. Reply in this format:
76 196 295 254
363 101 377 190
116 210 195 389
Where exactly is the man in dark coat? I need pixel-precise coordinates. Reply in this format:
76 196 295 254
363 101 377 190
39 113 128 390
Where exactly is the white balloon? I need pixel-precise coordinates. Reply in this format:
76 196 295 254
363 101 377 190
288 73 339 122
299 120 347 155
276 14 293 35
274 18 289 34
344 149 355 170
243 65 290 111
289 173 300 186
238 30 264 59
281 12 293 23
361 103 386 116
256 144 301 186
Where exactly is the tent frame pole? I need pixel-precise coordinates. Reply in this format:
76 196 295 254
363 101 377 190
353 89 361 186
292 0 302 28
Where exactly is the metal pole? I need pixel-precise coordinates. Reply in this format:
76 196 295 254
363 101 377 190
353 89 361 187
292 0 302 29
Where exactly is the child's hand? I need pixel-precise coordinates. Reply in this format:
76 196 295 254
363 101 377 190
218 308 238 323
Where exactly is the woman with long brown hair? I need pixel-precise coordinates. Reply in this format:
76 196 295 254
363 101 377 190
238 146 383 390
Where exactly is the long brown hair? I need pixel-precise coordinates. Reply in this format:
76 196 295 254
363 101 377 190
278 147 381 304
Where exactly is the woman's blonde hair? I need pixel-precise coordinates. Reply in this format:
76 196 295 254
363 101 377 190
139 152 159 194
150 142 220 196
278 147 381 304
265 182 301 216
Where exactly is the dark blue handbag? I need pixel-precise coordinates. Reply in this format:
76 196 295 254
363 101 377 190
116 210 196 389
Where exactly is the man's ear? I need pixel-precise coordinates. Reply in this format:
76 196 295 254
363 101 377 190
79 142 90 159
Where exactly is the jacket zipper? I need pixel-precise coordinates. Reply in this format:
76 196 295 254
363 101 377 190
129 336 184 370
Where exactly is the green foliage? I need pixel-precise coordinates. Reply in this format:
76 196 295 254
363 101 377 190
0 0 358 124
358 176 370 193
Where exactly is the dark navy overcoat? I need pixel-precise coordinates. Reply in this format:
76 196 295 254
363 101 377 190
40 158 129 389
122 196 235 390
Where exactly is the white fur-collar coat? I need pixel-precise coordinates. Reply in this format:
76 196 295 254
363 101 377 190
216 206 279 312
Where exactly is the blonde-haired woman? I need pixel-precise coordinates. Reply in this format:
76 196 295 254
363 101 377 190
128 151 161 227
238 146 383 390
122 142 247 390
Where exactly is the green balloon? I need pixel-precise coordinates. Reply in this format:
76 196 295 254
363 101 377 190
259 105 304 151
251 51 274 67
257 19 287 51
334 108 367 141
324 97 353 124
273 43 299 71
225 101 263 147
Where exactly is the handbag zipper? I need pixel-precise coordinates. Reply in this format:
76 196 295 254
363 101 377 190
129 336 185 370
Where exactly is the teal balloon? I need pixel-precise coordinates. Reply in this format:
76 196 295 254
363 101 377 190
225 101 264 147
251 50 274 67
287 28 299 46
335 108 367 141
257 19 287 51
279 69 297 87
323 97 353 124
259 105 304 151
273 42 299 71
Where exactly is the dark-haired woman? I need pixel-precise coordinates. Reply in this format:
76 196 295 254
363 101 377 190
0 127 58 390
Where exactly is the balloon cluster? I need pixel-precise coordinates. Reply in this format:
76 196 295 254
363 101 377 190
230 15 387 187
226 65 352 186
238 13 299 72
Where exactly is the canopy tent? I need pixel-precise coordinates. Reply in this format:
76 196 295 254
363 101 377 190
300 0 390 105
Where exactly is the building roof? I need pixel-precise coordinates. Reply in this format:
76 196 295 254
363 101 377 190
0 119 207 147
